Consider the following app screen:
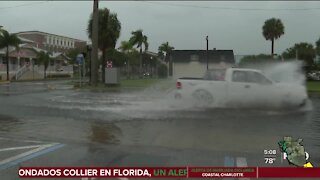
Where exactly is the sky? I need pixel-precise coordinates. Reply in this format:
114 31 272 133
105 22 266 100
1 1 320 55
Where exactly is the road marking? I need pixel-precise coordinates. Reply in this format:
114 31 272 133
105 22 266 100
0 143 64 171
224 156 235 166
0 137 46 143
236 157 250 180
224 156 235 180
0 145 43 152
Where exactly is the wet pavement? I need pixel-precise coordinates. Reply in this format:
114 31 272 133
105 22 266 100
0 80 319 179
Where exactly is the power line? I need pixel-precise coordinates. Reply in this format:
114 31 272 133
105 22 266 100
0 1 50 10
140 1 320 11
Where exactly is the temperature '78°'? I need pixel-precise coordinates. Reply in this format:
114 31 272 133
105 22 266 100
265 158 276 164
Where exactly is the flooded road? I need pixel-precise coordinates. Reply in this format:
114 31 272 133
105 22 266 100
0 80 319 179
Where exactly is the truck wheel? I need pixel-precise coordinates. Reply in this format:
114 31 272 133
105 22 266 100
192 89 213 107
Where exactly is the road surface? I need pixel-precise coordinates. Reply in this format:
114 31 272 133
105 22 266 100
0 81 319 179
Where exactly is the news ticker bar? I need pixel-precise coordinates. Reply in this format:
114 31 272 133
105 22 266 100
19 167 320 178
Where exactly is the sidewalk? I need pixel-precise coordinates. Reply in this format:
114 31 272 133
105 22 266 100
0 81 10 85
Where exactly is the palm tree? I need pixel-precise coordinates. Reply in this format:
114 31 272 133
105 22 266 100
158 42 174 76
119 40 133 78
119 40 133 53
37 51 50 79
0 29 22 80
158 42 174 62
262 18 285 56
129 29 148 77
87 8 121 83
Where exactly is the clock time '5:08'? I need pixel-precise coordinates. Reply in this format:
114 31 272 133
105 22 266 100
264 150 277 155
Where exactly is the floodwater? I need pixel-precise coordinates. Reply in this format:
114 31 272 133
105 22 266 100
0 80 319 169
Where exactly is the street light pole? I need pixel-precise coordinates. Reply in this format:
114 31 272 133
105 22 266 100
206 36 208 70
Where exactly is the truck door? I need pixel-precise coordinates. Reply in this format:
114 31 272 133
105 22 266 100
227 70 272 108
246 71 275 108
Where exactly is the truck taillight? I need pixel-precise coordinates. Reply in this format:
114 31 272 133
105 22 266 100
176 81 182 89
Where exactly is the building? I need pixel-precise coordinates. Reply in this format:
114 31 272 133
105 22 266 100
16 31 86 53
0 31 86 80
171 49 235 79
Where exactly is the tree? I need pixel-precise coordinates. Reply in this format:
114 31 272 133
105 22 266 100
119 40 133 54
37 51 51 79
87 8 121 83
129 29 148 77
239 54 276 67
158 42 174 76
157 64 168 78
158 42 174 62
262 18 285 56
282 42 316 72
119 40 134 78
105 49 126 67
315 38 320 56
0 29 22 80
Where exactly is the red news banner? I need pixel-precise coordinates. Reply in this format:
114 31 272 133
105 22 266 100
19 167 320 178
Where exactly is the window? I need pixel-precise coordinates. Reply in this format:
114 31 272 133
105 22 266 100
232 71 247 82
247 72 272 85
232 70 272 85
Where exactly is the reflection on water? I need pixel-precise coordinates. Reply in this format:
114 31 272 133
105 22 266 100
89 122 122 144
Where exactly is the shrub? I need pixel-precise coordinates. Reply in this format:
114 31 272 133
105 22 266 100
157 64 168 78
46 74 71 78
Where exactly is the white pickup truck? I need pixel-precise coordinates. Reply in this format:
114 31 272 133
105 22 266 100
175 68 308 109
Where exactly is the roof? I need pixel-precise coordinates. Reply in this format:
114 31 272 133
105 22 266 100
145 51 158 56
171 49 235 64
1 45 69 60
16 31 86 42
18 36 35 43
50 52 71 60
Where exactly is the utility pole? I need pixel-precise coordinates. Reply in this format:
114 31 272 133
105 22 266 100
91 0 99 85
206 36 208 70
296 49 298 61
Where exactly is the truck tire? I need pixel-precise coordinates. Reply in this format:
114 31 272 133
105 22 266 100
192 89 213 107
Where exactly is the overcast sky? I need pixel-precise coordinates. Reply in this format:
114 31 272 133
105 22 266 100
1 1 320 55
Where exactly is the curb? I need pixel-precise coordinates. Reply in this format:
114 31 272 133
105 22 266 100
0 81 10 85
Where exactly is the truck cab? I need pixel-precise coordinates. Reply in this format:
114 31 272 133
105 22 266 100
175 68 308 109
